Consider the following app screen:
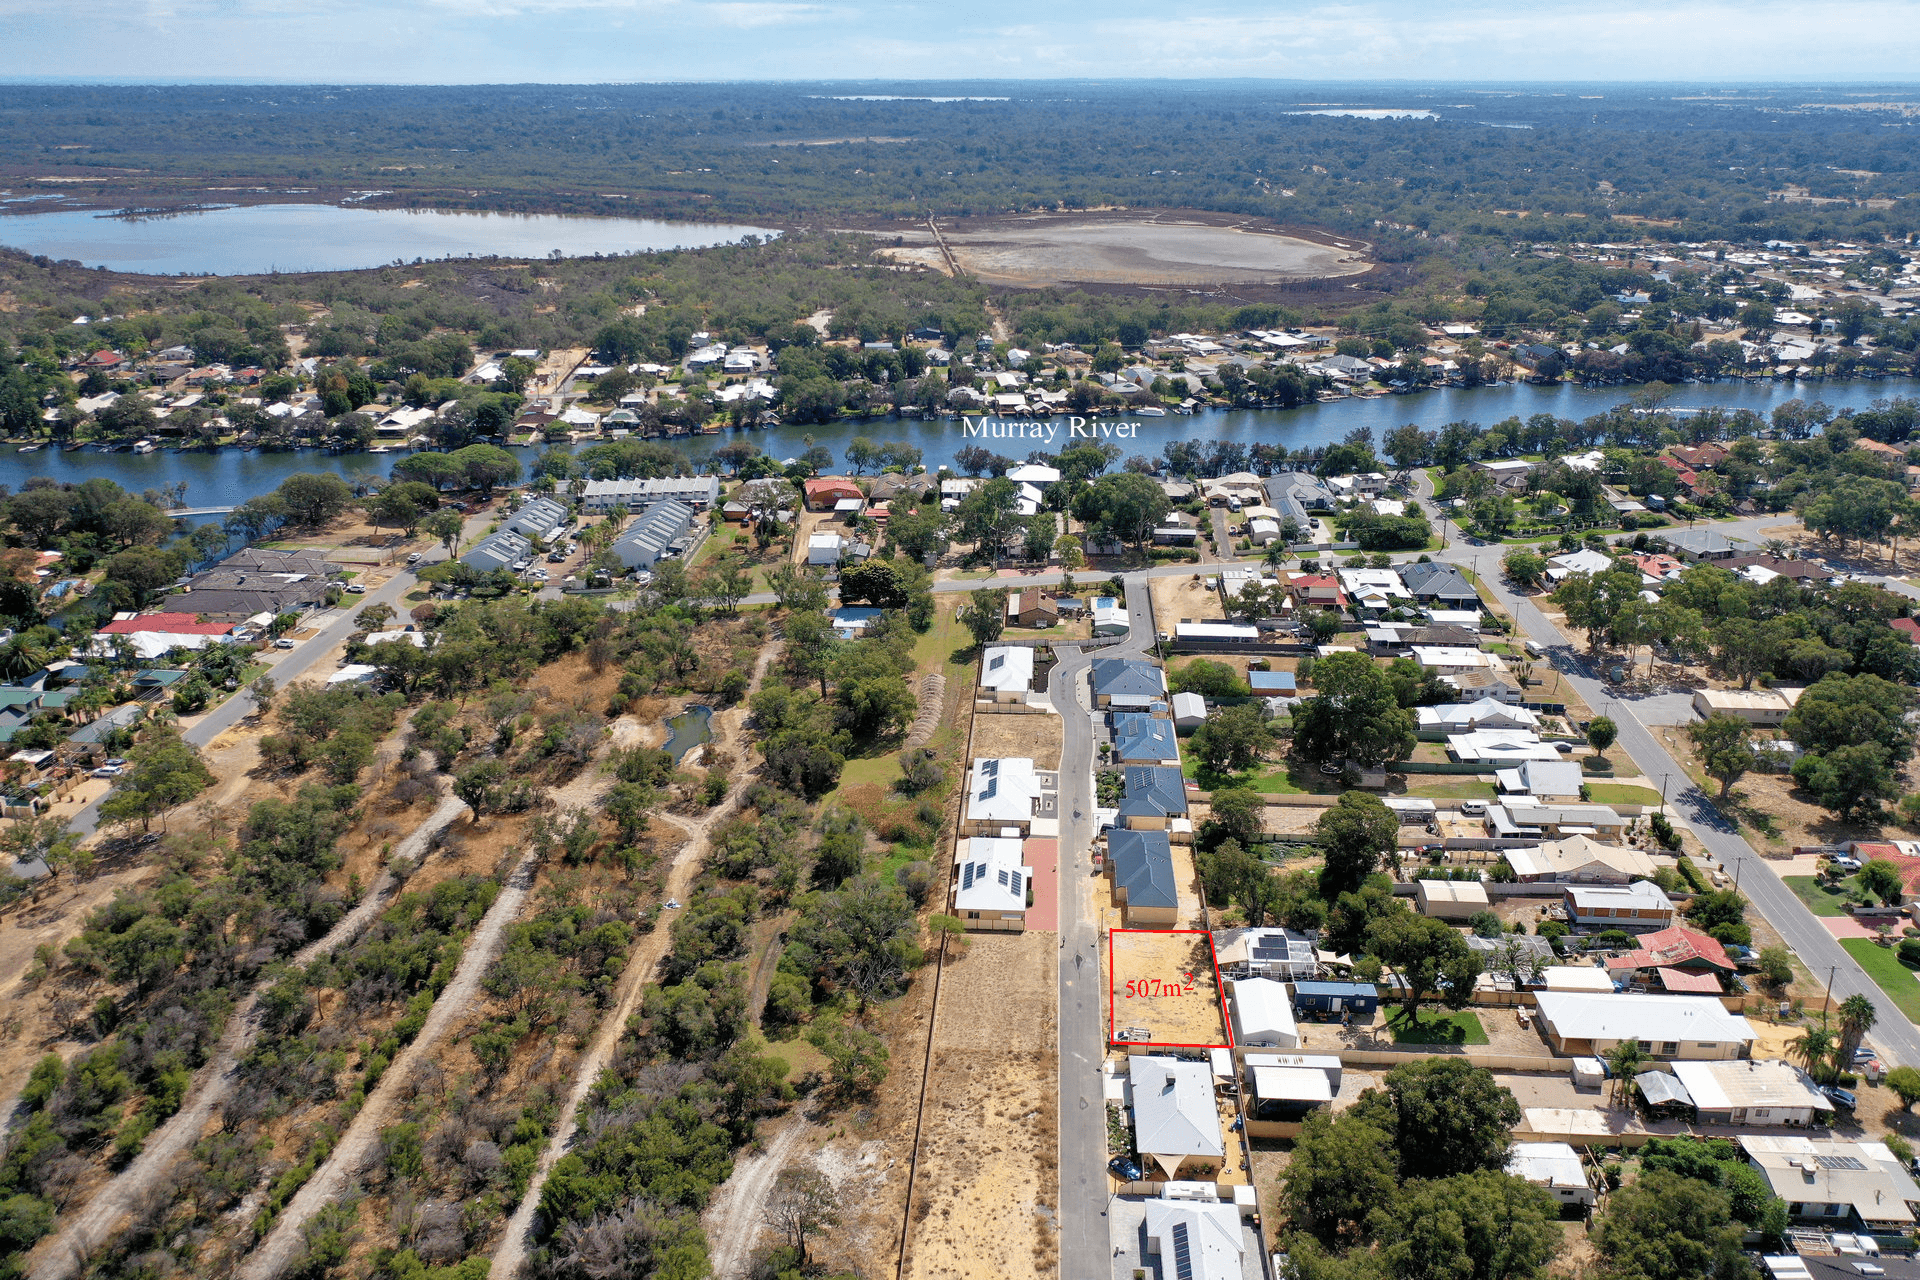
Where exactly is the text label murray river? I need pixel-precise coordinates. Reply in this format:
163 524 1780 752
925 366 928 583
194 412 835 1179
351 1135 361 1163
960 416 1141 444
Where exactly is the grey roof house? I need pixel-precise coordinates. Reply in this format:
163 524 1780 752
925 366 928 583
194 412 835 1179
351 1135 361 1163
503 496 571 545
1109 827 1179 924
1264 471 1336 532
1112 713 1179 766
1118 765 1189 823
1399 561 1481 608
1090 658 1166 708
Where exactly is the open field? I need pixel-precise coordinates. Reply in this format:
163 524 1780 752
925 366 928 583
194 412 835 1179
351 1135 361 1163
903 930 1059 1280
1583 783 1665 806
1109 929 1227 1047
877 211 1371 288
1388 1010 1490 1046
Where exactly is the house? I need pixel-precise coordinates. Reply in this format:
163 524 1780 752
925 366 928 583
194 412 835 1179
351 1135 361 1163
1173 622 1260 644
1128 1056 1225 1179
961 757 1048 836
1108 827 1179 926
1670 443 1730 470
1532 991 1755 1058
176 547 344 618
1411 646 1503 676
1627 551 1687 585
1662 528 1757 562
1474 458 1535 482
1244 1052 1343 1122
1507 1143 1595 1208
1546 548 1617 581
461 529 534 573
1170 692 1206 732
1247 518 1282 547
979 645 1034 699
1540 965 1616 992
1007 588 1058 629
802 477 864 511
1441 668 1524 705
1504 835 1658 884
1605 925 1737 982
953 836 1032 932
1113 713 1180 767
1248 671 1297 695
1217 928 1320 981
1493 759 1586 800
1264 472 1337 533
1090 658 1166 709
578 476 721 513
1415 879 1490 920
806 532 845 566
1286 574 1346 610
1720 555 1828 584
90 613 238 661
1142 1201 1245 1280
610 501 696 571
1337 568 1412 615
1117 766 1190 830
503 496 571 546
1292 981 1380 1022
1399 561 1481 610
1091 597 1130 637
1417 699 1540 734
1563 881 1675 929
1153 512 1201 546
1663 1061 1832 1126
1494 803 1631 839
1740 1136 1920 1232
1449 732 1564 763
1693 687 1794 727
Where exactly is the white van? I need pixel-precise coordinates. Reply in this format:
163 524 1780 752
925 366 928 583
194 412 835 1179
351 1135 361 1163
1524 639 1545 657
1459 800 1489 816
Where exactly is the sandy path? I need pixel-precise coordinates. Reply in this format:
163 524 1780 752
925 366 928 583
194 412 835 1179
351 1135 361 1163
490 643 777 1279
703 1119 811 1280
28 789 471 1280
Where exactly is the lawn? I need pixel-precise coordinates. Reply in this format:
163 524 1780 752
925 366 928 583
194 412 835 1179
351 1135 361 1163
1584 783 1666 807
1388 1010 1489 1046
1404 778 1497 800
1839 938 1920 1024
1185 757 1333 796
1785 874 1859 918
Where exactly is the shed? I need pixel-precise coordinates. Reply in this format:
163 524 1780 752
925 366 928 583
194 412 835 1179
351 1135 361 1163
1415 879 1490 920
1292 981 1379 1021
1170 692 1206 731
1542 966 1616 993
1229 978 1299 1049
1507 1142 1595 1207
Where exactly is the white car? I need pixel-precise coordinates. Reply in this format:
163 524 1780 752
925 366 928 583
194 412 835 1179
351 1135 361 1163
344 583 366 594
274 637 296 650
90 765 123 778
1459 800 1489 816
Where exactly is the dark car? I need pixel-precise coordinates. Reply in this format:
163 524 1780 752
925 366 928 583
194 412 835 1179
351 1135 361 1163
1822 1086 1858 1112
1108 1157 1143 1182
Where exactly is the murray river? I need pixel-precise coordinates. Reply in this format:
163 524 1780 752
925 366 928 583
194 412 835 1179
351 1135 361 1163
1 377 1913 510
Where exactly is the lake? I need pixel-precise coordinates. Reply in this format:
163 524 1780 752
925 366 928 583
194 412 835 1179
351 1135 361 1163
0 203 779 275
3 377 1914 509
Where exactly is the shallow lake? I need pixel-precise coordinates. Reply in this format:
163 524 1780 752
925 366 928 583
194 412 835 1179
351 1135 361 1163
1 377 1914 509
0 203 779 275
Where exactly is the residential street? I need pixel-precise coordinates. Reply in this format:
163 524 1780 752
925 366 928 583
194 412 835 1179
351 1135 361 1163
1052 574 1157 1280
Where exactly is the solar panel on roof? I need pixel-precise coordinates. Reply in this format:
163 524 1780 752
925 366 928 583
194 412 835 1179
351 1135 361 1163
1010 872 1022 898
1817 1155 1869 1171
1171 1223 1193 1280
982 759 1000 776
989 655 1004 670
962 863 975 889
997 869 1009 887
979 778 998 800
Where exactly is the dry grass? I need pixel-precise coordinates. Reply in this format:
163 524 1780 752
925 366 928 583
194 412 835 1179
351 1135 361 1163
968 712 1062 771
1148 572 1225 629
1109 930 1227 1047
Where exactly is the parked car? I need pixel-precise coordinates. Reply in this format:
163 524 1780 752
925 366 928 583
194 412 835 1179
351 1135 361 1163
90 765 123 778
547 551 567 563
104 758 126 767
274 637 296 649
344 583 366 594
1822 1086 1858 1112
1853 1047 1877 1066
1107 1157 1144 1182
1460 800 1489 816
407 552 422 564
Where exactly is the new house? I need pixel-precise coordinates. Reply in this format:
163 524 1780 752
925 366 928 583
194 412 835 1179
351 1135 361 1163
1128 1056 1226 1179
1399 560 1481 610
461 529 533 574
1112 713 1180 766
1108 827 1179 926
1091 658 1167 709
1117 765 1190 831
610 501 696 571
961 757 1049 837
578 476 721 513
503 496 571 546
978 645 1035 700
1142 1201 1245 1280
952 836 1032 932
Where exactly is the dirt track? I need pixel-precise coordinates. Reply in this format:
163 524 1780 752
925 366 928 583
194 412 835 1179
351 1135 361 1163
703 1119 812 1279
28 788 472 1280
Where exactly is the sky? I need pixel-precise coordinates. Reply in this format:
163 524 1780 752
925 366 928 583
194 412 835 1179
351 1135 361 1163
4 0 1920 82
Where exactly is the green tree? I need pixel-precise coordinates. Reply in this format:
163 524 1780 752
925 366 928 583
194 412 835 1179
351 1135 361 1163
959 587 1007 649
276 472 356 528
1687 714 1753 798
1792 742 1900 821
1586 715 1617 759
1292 651 1415 770
805 1018 889 1097
421 509 465 559
1886 1065 1920 1111
1591 1170 1749 1280
1551 566 1641 651
1276 1109 1397 1248
1859 859 1905 906
1073 472 1169 554
1360 1058 1521 1182
1189 703 1272 774
450 443 522 495
1791 1025 1838 1084
1205 787 1264 848
1837 993 1878 1068
97 727 215 832
1501 548 1547 589
1367 911 1484 1027
1378 1171 1561 1280
1315 791 1400 897
1170 659 1250 698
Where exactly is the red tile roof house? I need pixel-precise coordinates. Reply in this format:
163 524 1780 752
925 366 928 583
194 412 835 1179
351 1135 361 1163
1890 617 1920 645
1655 456 1700 494
97 613 235 637
1288 574 1347 610
82 350 124 369
1670 443 1729 470
1604 925 1737 979
802 477 864 511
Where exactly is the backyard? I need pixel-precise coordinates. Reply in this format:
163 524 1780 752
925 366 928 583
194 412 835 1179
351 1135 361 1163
1387 1009 1490 1047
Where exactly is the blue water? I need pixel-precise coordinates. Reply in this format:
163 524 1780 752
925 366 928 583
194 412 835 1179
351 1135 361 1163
3 376 1913 508
0 203 778 275
663 705 713 763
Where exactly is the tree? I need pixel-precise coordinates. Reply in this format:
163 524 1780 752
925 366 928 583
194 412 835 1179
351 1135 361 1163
837 559 910 609
1170 659 1249 698
805 1019 889 1097
762 1167 840 1266
97 727 215 832
1859 859 1905 906
1757 946 1794 989
1189 703 1272 774
1790 1025 1837 1084
1277 1110 1397 1247
364 487 423 537
1591 1170 1749 1280
1315 792 1400 897
1292 652 1415 769
1837 993 1877 1068
1366 1058 1521 1182
1367 911 1483 1027
421 509 464 560
1502 548 1547 589
1378 1171 1561 1280
959 587 1007 648
1074 472 1168 554
1551 567 1641 651
1687 714 1753 798
1585 715 1617 759
104 547 186 607
276 473 356 528
1785 672 1916 760
1 815 80 884
1793 742 1900 821
1887 1065 1920 1111
450 443 521 495
1205 788 1264 848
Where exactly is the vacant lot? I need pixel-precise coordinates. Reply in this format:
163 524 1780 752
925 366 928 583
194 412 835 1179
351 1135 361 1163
1150 574 1226 629
905 930 1059 1280
971 708 1062 769
1110 929 1227 1047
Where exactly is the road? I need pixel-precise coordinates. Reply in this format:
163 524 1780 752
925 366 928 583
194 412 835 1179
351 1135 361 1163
1405 475 1919 1068
1052 574 1156 1280
67 548 445 837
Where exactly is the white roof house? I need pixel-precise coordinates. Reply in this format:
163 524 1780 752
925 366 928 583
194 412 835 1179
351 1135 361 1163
1494 759 1585 798
1417 699 1540 732
1412 646 1500 674
1508 1142 1595 1207
362 630 429 650
1505 837 1658 884
1416 879 1490 919
1449 731 1563 763
964 758 1043 830
1533 992 1754 1058
979 645 1034 695
1546 548 1616 580
1142 1201 1244 1280
1674 1060 1832 1125
1229 978 1299 1049
953 837 1031 918
806 532 845 565
1129 1056 1226 1177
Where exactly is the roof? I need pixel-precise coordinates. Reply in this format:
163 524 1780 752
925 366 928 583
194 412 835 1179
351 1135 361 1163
1501 802 1630 827
1170 692 1207 721
1090 658 1166 700
1141 1201 1243 1280
1247 671 1297 693
1635 1069 1693 1108
1109 828 1178 909
1231 978 1298 1041
803 476 863 500
1294 982 1378 999
1118 765 1188 818
1113 713 1179 762
1564 881 1674 912
1605 925 1736 974
1674 1060 1830 1114
1542 966 1616 992
1533 991 1754 1045
1664 528 1755 557
1129 1056 1225 1160
1399 560 1480 600
1506 837 1658 882
97 614 233 636
1740 1136 1920 1227
1695 687 1793 712
1419 699 1539 731
965 757 1042 825
1495 759 1584 797
1508 1142 1588 1192
1656 967 1723 993
1252 1066 1332 1102
1416 879 1490 906
954 837 1031 913
979 645 1034 694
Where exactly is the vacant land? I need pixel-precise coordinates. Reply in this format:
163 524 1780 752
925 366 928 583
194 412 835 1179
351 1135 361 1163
904 930 1059 1280
970 708 1062 770
1109 929 1227 1047
1388 1010 1490 1046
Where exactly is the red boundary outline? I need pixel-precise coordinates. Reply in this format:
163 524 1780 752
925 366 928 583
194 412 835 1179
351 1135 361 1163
1106 927 1235 1050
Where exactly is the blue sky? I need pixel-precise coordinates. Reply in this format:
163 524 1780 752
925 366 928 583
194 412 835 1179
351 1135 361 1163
4 0 1920 82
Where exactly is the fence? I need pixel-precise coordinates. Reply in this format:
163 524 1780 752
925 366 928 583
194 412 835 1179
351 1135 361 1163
1391 761 1493 774
973 702 1050 716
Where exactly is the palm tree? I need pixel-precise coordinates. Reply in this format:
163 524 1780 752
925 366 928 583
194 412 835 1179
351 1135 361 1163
0 636 49 682
1792 1025 1839 1084
1605 1039 1647 1107
1838 994 1878 1072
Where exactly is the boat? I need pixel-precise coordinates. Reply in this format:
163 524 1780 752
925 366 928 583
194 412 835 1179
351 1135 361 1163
367 446 392 454
15 444 40 453
132 439 156 454
1136 406 1167 417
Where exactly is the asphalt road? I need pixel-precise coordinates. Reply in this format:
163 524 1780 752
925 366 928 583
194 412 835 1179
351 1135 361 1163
1053 573 1157 1280
67 550 442 837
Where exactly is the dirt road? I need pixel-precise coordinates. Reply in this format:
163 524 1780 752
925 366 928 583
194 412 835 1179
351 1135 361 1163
28 789 471 1280
702 1119 811 1280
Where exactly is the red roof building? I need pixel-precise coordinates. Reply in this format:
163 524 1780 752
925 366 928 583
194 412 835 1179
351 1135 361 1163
1891 618 1920 645
97 613 234 636
802 477 864 510
1287 574 1347 609
1655 456 1699 493
1605 925 1735 976
83 350 123 368
1670 443 1729 470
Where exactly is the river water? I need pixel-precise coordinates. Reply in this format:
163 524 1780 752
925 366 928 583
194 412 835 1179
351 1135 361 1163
5 377 1912 509
0 203 778 275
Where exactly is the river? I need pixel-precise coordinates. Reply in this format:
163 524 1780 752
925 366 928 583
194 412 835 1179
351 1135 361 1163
0 203 778 275
5 376 1912 509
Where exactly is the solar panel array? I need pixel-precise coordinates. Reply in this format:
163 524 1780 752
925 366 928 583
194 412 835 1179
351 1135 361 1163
1171 1222 1194 1280
979 777 998 800
1816 1155 1869 1171
961 863 976 889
